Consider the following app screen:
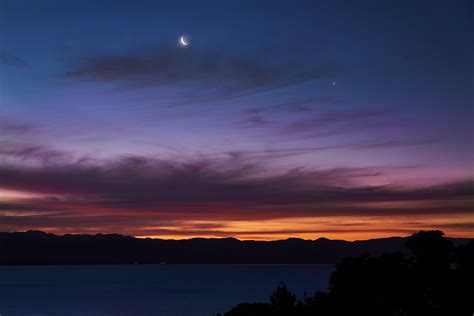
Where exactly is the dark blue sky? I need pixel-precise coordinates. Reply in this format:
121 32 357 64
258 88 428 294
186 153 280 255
0 0 472 239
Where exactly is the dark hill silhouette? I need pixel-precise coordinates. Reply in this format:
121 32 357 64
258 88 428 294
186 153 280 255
0 230 470 265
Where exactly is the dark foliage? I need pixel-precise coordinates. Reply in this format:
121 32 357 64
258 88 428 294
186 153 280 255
219 230 474 316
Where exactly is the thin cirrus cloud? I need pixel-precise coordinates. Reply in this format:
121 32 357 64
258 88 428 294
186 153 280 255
0 143 472 239
239 109 407 142
1 151 472 216
0 116 36 134
0 165 473 239
63 44 347 101
0 142 72 164
0 117 467 239
240 107 372 128
0 53 29 67
245 96 340 115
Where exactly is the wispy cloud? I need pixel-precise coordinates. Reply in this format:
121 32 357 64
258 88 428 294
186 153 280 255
245 96 341 115
238 109 404 142
0 116 36 134
278 110 386 136
1 151 472 218
0 142 72 164
63 44 347 101
0 53 29 67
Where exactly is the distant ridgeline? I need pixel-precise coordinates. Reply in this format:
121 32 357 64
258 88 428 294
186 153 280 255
0 230 471 265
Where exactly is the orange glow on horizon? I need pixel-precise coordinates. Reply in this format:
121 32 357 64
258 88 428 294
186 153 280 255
132 214 474 241
2 203 472 241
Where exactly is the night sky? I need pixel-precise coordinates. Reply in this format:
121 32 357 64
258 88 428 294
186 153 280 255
0 0 473 240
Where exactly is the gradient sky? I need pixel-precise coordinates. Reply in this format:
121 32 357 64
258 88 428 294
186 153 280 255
0 0 473 240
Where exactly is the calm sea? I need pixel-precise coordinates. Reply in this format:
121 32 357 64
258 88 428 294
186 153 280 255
0 264 334 316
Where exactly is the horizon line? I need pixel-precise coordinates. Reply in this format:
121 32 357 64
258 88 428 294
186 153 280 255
4 229 472 243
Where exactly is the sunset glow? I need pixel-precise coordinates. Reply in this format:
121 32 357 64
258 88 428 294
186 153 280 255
0 0 472 240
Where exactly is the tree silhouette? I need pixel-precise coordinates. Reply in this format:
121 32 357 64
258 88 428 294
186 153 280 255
405 230 453 271
221 230 474 316
269 284 296 314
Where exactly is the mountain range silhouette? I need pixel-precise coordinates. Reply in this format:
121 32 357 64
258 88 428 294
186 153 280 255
0 230 470 265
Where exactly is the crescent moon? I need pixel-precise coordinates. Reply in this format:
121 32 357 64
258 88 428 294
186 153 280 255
180 36 188 46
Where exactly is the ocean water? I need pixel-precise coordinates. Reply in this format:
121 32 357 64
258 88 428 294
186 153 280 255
0 264 334 316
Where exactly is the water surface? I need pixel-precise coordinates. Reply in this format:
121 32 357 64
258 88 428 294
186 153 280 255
0 264 334 316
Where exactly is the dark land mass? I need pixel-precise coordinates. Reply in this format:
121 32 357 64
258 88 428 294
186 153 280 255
0 230 471 265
